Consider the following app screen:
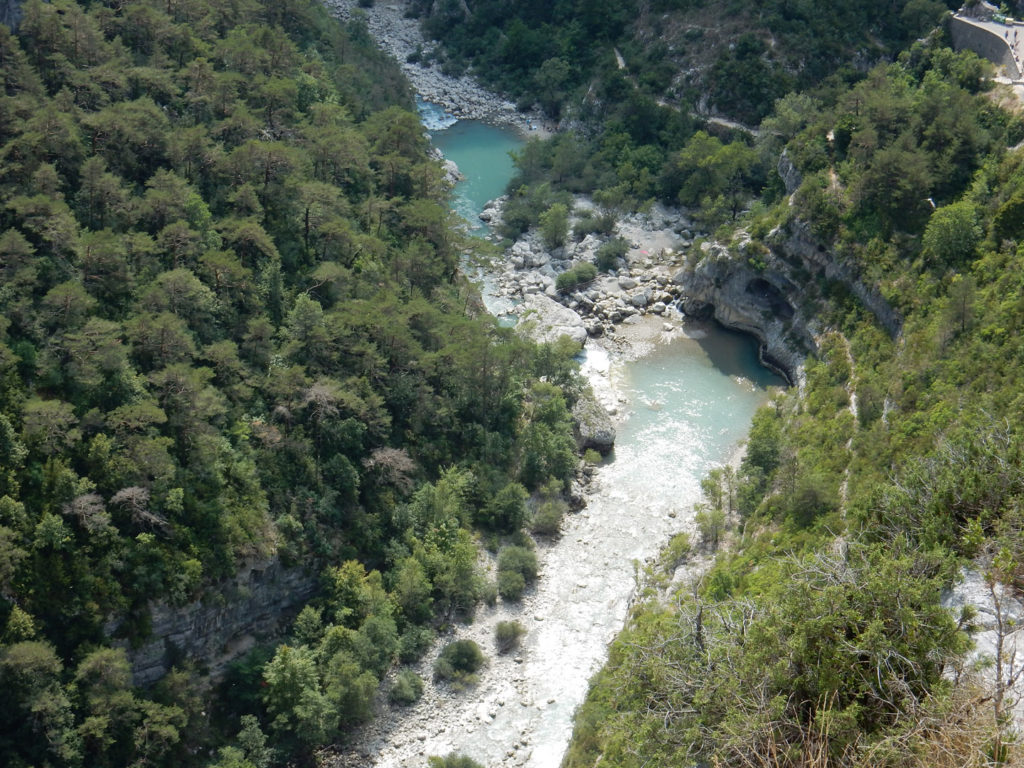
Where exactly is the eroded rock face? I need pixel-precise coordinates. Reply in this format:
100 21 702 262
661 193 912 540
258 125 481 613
674 211 903 386
111 558 318 686
675 247 811 384
778 149 802 196
943 567 1024 726
783 219 901 337
515 292 588 346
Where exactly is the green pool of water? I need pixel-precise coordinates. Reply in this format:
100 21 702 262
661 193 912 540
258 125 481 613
430 117 524 232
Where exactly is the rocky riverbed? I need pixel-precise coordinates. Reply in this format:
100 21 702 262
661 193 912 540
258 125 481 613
482 197 697 347
314 5 787 766
325 317 742 768
326 0 549 134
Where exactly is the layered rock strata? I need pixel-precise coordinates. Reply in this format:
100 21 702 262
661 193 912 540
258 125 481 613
111 558 318 686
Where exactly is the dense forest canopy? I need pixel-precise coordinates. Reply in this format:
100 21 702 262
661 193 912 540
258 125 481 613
0 1 582 766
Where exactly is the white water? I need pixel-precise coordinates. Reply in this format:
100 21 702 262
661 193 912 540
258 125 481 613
417 97 458 131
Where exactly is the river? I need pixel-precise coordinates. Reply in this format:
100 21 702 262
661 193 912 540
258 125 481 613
341 104 783 768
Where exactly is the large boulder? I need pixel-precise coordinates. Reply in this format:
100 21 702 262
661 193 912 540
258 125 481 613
516 293 588 346
629 291 649 308
572 388 616 454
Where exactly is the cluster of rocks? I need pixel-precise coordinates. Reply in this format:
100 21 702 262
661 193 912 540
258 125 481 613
328 0 542 130
564 273 683 338
430 147 464 184
571 389 616 454
486 207 691 344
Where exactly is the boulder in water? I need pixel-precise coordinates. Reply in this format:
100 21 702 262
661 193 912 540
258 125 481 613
572 387 616 454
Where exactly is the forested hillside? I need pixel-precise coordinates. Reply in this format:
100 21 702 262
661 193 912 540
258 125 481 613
553 23 1024 768
9 0 1024 766
0 1 582 766
410 0 960 124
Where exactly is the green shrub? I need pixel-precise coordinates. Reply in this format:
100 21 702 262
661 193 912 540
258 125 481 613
480 579 498 606
531 499 566 536
583 449 603 465
498 545 538 580
540 202 570 248
661 531 691 573
497 569 527 600
482 482 529 532
496 545 539 600
595 237 629 271
433 640 486 685
499 184 570 238
388 669 424 705
398 625 435 664
555 262 598 292
573 211 617 239
495 621 526 654
695 505 727 549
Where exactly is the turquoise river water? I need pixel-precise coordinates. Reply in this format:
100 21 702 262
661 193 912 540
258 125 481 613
360 103 784 768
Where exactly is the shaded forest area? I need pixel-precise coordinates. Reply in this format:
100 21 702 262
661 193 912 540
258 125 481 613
0 1 583 766
410 0 960 124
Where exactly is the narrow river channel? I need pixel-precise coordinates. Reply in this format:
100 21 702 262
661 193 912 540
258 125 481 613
345 104 783 768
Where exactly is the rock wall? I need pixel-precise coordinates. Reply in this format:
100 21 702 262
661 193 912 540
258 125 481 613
781 219 902 338
675 140 902 386
950 17 1022 79
675 246 813 386
571 387 616 454
113 558 319 686
943 567 1024 726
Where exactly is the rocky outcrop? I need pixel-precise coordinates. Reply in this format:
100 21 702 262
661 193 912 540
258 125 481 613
778 149 802 197
673 190 903 386
675 244 811 385
516 292 588 346
112 558 318 686
780 219 901 337
572 388 616 454
943 567 1024 725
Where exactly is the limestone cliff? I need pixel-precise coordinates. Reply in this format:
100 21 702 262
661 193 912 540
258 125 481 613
781 218 902 337
674 242 812 386
110 557 318 686
674 150 901 386
571 386 616 454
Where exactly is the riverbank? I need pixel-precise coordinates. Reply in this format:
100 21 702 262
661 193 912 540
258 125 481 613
312 8 786 765
326 0 553 137
480 196 697 357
